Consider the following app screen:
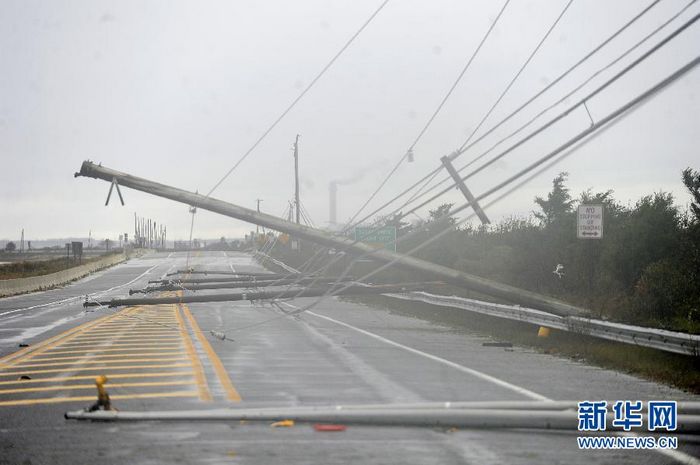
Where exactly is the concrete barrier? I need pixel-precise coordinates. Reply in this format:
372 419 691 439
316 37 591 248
0 253 129 298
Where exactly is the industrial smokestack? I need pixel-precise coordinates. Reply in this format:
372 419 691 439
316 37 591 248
329 181 337 226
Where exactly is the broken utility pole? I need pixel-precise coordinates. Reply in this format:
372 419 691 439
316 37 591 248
75 161 586 316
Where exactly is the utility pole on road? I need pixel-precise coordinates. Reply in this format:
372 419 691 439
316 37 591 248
256 199 264 235
293 134 300 224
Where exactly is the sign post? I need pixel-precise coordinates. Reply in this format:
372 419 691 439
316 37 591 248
577 205 604 239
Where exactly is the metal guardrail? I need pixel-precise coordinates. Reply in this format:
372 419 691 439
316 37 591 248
386 292 700 357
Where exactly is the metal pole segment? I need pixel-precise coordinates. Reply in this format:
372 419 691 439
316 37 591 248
104 179 115 206
131 277 359 294
63 407 700 433
75 161 587 316
85 283 425 307
294 134 300 224
165 276 349 286
114 178 125 205
440 156 490 225
154 274 296 283
165 270 281 277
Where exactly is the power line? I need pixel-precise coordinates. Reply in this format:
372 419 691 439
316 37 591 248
402 10 700 219
257 7 700 307
185 0 391 266
222 55 700 334
454 0 665 155
346 0 667 229
282 55 700 321
343 0 512 230
460 0 575 148
206 0 391 198
217 8 699 335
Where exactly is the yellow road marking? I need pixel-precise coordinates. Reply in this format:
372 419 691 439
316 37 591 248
50 341 182 346
65 335 181 342
0 362 192 376
39 348 186 356
0 372 194 385
0 380 196 395
0 390 198 407
0 297 237 408
122 315 177 320
86 326 173 331
12 356 190 368
30 352 186 362
0 308 176 369
181 304 241 402
0 312 123 368
76 329 179 335
174 304 211 401
88 321 170 326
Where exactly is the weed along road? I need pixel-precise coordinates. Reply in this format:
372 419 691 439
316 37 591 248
0 251 698 464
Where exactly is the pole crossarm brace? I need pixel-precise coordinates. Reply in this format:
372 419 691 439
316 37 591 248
104 177 125 206
75 161 586 316
440 156 490 225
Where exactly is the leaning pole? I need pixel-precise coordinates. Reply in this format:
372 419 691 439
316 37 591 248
75 161 586 317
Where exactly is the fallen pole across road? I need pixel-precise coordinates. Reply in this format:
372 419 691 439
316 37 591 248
75 161 588 317
166 270 288 277
132 277 357 294
149 274 312 284
84 283 429 308
64 403 700 433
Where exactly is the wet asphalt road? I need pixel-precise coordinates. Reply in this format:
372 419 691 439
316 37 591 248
0 251 698 465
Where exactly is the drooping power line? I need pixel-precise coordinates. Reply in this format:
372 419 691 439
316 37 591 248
206 0 392 198
343 0 512 230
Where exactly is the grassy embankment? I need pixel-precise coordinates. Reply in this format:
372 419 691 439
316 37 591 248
0 252 121 280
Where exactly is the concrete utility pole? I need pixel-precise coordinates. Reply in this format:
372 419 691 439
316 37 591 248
440 156 490 225
20 229 24 253
75 161 588 317
293 134 301 224
256 199 264 235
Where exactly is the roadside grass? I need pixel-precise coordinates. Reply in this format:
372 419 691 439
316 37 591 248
0 253 119 280
347 294 700 394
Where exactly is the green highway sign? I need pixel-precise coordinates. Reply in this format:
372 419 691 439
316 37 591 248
354 226 397 252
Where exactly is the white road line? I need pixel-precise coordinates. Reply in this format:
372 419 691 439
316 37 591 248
287 303 699 465
0 263 159 318
279 303 548 401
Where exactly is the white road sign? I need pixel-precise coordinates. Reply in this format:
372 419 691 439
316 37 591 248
577 205 604 239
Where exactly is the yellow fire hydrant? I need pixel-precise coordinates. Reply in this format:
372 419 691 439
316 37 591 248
87 375 112 411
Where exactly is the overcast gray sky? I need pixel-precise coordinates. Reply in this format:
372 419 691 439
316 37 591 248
1 0 698 243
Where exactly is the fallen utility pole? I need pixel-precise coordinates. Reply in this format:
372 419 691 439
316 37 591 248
85 283 425 308
165 270 283 277
63 404 700 433
131 277 359 294
75 161 586 316
150 274 295 284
